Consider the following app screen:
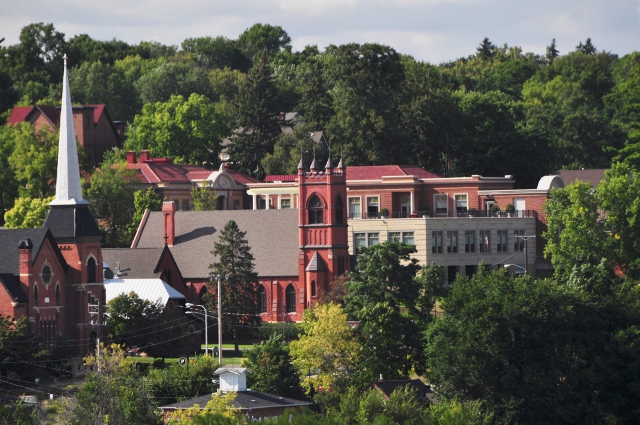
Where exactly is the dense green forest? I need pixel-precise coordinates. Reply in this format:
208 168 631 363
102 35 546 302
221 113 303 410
1 23 640 189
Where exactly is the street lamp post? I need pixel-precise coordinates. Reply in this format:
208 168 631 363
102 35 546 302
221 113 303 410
185 303 207 356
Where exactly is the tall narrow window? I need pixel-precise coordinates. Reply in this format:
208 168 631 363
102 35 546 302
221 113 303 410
366 197 379 218
348 197 361 219
447 231 458 253
479 230 491 253
497 230 508 252
285 285 296 313
308 196 323 224
335 196 344 224
514 230 525 252
87 258 96 283
257 285 267 313
311 280 317 297
33 285 38 307
432 231 443 253
455 194 468 215
435 194 448 215
465 231 476 253
55 284 60 306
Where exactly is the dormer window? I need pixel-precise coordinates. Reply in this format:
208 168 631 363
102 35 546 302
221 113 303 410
308 196 323 224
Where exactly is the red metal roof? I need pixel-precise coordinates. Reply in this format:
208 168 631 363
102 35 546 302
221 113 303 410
123 161 259 186
8 104 107 126
7 106 35 125
346 165 439 180
87 104 105 123
264 174 297 183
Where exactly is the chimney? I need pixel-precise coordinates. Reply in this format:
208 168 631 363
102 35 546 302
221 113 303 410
140 150 151 162
126 151 136 164
162 201 176 247
18 239 33 294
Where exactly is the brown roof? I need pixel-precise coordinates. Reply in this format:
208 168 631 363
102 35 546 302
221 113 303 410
134 209 300 279
551 169 608 187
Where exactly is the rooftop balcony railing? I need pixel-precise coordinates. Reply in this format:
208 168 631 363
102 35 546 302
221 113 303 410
349 210 538 219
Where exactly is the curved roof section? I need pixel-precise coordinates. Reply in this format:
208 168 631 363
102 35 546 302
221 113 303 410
537 175 565 191
104 278 185 307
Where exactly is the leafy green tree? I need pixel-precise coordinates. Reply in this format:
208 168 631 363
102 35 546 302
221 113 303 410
428 399 491 425
0 126 20 223
237 23 291 61
72 344 160 424
125 93 228 165
85 162 135 247
125 188 164 241
296 59 333 130
146 355 218 406
261 127 319 176
181 36 250 72
190 186 218 211
165 391 240 424
242 333 305 398
228 52 282 177
107 291 163 347
66 34 140 67
206 220 258 353
4 196 53 229
0 315 44 379
290 303 361 393
69 60 140 122
135 61 214 105
7 122 58 199
208 67 246 102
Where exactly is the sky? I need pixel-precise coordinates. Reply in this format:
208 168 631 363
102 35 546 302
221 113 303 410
1 0 639 64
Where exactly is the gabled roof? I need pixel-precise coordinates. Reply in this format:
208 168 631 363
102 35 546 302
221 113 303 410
0 273 28 303
0 228 67 275
8 104 110 127
160 390 311 412
305 251 326 272
134 209 300 279
104 278 185 306
346 165 440 180
102 248 165 279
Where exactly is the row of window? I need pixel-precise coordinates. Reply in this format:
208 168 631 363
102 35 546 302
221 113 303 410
257 284 298 314
432 229 526 254
354 231 415 250
33 284 61 307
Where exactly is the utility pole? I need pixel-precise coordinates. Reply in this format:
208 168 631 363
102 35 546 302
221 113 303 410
97 337 100 373
218 274 223 366
520 233 536 275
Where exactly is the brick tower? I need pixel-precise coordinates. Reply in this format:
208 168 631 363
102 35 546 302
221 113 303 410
298 155 349 308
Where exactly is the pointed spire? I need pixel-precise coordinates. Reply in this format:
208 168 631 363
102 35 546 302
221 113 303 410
325 154 334 170
337 156 345 170
298 154 306 170
50 54 87 206
310 154 318 171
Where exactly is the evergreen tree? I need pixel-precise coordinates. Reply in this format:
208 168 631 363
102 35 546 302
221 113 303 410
545 38 559 63
297 60 333 130
207 220 258 353
476 37 495 60
577 38 597 54
228 52 282 178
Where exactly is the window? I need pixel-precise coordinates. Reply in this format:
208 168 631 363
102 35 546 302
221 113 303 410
182 199 191 211
479 230 491 253
349 197 361 219
388 232 415 245
258 198 266 209
447 265 459 283
514 198 526 217
514 230 525 252
355 232 379 251
280 198 291 209
432 231 443 253
285 285 296 313
41 264 51 287
308 195 323 224
465 230 476 253
335 196 344 224
497 230 508 252
465 265 477 276
435 194 448 215
233 199 240 210
33 285 38 307
87 257 96 283
368 232 379 246
455 194 468 214
366 197 379 218
56 284 60 306
311 280 317 297
257 285 267 313
447 231 458 253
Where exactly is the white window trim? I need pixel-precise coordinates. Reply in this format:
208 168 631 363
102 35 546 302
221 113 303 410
454 193 469 213
348 196 362 219
434 193 448 216
366 195 380 218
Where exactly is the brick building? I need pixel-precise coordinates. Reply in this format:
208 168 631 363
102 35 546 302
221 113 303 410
8 103 121 166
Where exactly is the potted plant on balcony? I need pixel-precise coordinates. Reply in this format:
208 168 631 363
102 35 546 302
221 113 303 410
505 203 515 217
380 208 389 219
490 204 501 217
468 207 478 218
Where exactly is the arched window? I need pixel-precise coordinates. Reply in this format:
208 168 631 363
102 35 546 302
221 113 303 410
308 196 323 224
311 280 317 297
257 285 267 313
33 285 38 307
285 285 296 313
55 284 60 306
335 195 344 224
87 257 96 283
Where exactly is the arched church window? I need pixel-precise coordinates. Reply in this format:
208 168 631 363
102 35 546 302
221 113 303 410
33 285 38 307
257 285 267 313
308 196 323 224
87 258 96 283
311 280 317 297
285 285 296 313
335 195 344 224
56 284 60 306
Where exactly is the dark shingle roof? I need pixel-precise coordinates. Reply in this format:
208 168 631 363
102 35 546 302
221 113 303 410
371 379 432 402
43 205 102 239
160 390 311 411
305 251 326 272
0 229 55 275
0 273 28 303
135 209 299 279
102 248 165 279
551 169 608 188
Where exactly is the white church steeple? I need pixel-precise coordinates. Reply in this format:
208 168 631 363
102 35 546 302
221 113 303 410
50 54 88 206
